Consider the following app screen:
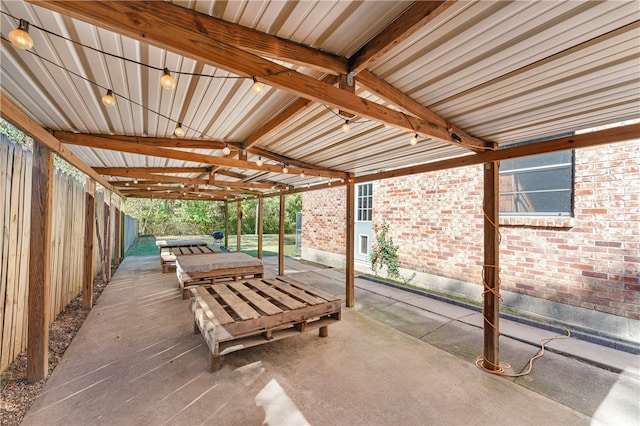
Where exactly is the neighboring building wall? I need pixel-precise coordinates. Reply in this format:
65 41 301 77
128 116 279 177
301 186 347 267
301 141 640 343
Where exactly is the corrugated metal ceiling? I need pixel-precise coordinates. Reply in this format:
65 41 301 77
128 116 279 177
1 0 638 200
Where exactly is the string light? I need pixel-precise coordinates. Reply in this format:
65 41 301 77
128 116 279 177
252 77 264 94
282 164 289 174
174 123 184 137
101 89 116 107
222 144 231 155
410 133 418 145
9 19 34 50
256 157 263 167
342 120 350 133
160 68 176 90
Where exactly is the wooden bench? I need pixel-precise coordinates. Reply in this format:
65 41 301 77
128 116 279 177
176 252 264 299
155 239 209 273
189 276 341 372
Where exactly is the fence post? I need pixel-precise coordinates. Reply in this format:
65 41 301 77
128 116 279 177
83 178 95 310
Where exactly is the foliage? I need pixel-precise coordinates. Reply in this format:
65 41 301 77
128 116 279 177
1 118 85 182
371 222 416 285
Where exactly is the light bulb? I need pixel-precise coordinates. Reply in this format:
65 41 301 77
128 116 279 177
252 77 264 94
256 157 263 167
342 120 350 133
125 182 130 186
222 144 231 155
133 178 138 184
146 186 151 190
9 19 34 50
300 170 305 178
102 89 116 107
174 123 184 137
410 134 418 145
282 165 289 174
160 68 176 90
328 179 332 186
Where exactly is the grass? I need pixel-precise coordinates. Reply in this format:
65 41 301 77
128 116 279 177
125 234 298 257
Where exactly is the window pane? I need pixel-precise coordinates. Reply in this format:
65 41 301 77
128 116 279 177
501 151 572 171
360 235 369 255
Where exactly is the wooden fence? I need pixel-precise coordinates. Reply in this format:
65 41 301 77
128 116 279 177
0 135 138 371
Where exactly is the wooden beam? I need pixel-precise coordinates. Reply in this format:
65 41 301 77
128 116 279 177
356 70 486 151
106 171 279 190
82 178 95 310
27 140 53 383
77 134 239 150
0 94 119 195
345 176 355 307
354 124 640 183
349 1 456 74
55 131 346 179
33 2 479 148
247 146 337 174
482 161 500 371
94 167 210 175
245 75 339 149
257 197 264 260
278 195 285 276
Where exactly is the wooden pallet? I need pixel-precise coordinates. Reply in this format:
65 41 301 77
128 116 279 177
158 242 213 273
189 276 342 372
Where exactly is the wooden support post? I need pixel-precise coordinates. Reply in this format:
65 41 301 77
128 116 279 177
236 200 242 252
345 176 355 307
103 191 112 283
482 161 500 371
113 203 120 267
278 194 285 276
257 197 264 259
82 178 95 310
120 209 125 259
27 140 53 382
224 201 229 248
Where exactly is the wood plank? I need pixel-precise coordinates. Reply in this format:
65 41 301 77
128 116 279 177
55 131 345 179
273 276 342 303
213 285 261 321
33 2 477 148
248 280 306 310
194 287 234 325
27 140 53 382
263 279 323 306
354 123 640 183
0 140 10 369
228 282 282 316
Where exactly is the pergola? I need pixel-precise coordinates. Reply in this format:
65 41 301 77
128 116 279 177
1 0 639 382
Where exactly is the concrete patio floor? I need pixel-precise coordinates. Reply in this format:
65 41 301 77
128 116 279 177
22 255 639 425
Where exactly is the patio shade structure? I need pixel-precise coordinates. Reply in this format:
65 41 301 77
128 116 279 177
1 0 639 381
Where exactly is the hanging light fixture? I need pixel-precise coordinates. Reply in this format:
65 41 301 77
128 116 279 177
252 77 264 94
101 89 116 107
160 68 176 90
174 123 184 137
222 144 231 155
282 164 289 174
342 120 350 133
409 134 418 145
9 19 34 50
256 157 263 167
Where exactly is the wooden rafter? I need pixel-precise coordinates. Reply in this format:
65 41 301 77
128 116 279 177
32 1 489 150
78 134 242 150
348 1 456 74
94 167 211 175
106 171 279 189
53 131 346 179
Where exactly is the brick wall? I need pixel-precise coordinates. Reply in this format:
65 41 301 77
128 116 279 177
302 141 639 324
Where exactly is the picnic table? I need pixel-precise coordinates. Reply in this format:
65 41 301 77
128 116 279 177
155 239 209 273
189 276 342 372
176 252 264 298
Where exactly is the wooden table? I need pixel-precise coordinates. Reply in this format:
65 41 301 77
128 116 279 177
176 252 264 298
155 239 209 273
189 276 342 372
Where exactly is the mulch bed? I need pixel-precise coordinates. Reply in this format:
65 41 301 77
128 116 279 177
0 276 109 426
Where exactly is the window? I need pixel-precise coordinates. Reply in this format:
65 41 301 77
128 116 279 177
499 151 574 216
359 235 369 256
357 183 373 221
